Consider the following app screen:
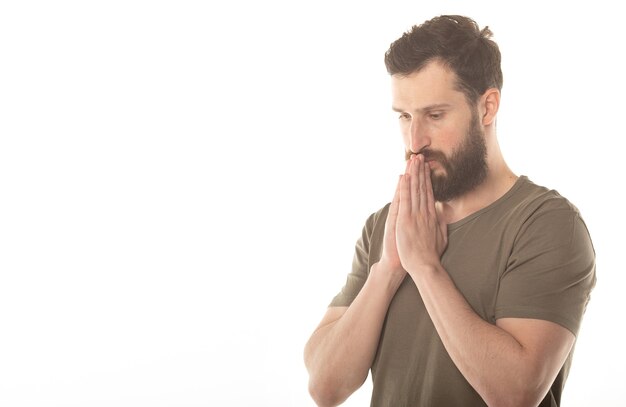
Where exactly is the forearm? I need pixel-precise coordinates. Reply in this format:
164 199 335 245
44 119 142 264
410 265 541 406
305 264 404 406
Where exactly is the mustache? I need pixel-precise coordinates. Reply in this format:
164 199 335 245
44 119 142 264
404 149 448 163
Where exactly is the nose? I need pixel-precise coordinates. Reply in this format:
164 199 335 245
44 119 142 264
408 118 430 154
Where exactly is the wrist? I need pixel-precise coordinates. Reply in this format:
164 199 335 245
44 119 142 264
406 262 443 283
370 262 406 293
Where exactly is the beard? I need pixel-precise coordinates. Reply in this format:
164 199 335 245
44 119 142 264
405 111 488 202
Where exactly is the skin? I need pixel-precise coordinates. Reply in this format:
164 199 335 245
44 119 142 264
304 60 575 407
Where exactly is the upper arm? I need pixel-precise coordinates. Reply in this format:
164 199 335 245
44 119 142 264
496 317 575 400
330 204 389 308
491 205 593 404
496 208 596 336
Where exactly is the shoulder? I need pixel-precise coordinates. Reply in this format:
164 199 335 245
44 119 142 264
508 177 595 263
356 203 392 253
505 177 588 234
512 176 581 216
362 202 392 231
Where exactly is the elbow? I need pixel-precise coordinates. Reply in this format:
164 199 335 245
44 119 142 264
483 394 538 407
308 372 365 407
511 383 550 407
487 392 545 407
307 376 344 407
481 377 548 407
304 339 367 406
304 348 346 406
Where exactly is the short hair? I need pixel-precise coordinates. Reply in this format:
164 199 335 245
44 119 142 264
384 15 503 103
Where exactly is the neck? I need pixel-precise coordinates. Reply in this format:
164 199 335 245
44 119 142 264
436 152 517 225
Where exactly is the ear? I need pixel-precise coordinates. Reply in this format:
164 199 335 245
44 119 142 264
480 88 500 126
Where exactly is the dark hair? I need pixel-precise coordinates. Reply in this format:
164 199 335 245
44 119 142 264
384 15 503 103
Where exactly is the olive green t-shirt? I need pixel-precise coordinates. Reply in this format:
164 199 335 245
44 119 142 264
330 176 596 407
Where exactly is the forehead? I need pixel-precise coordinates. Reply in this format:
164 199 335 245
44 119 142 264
391 61 466 109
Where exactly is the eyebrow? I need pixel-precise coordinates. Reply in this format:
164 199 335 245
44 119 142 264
391 103 452 113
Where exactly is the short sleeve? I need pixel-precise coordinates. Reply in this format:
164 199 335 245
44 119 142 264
329 206 387 307
495 205 596 336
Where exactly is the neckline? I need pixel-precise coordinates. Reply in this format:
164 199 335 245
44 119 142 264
447 175 529 231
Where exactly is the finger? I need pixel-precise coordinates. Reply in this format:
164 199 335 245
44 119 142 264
410 156 419 215
388 174 403 225
404 155 413 175
417 154 427 213
399 173 411 219
424 161 436 217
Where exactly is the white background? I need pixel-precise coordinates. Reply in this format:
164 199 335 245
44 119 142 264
1 1 624 406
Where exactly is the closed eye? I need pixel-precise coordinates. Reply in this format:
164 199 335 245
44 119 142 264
428 112 444 120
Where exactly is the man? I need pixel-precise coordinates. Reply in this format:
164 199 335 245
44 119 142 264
304 15 596 407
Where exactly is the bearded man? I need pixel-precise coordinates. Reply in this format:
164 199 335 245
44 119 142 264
304 15 596 407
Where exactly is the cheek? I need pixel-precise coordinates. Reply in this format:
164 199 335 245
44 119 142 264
436 127 463 149
439 136 456 151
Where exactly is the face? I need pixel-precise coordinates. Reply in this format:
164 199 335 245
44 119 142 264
391 61 488 202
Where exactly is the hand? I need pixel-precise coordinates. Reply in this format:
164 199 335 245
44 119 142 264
375 164 409 280
396 154 448 273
